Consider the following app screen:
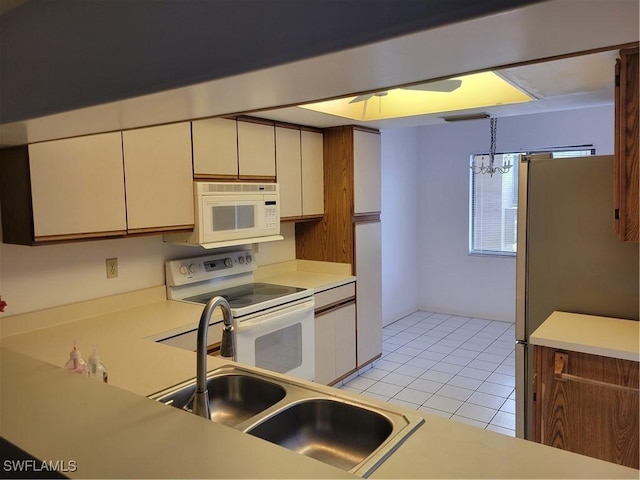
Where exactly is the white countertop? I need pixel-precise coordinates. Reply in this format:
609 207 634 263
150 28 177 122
1 266 637 479
530 311 640 361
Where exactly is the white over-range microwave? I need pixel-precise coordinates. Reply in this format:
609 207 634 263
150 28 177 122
166 182 283 249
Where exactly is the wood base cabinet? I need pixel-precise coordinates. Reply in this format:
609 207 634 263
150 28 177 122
534 346 639 468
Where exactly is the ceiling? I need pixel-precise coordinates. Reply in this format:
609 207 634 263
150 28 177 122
0 0 637 145
247 49 621 130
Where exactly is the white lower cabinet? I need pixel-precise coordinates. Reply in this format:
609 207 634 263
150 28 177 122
314 282 357 385
355 221 383 367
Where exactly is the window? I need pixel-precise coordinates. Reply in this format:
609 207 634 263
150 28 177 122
469 148 595 256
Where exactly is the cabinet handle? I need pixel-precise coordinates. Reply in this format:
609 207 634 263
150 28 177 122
554 352 639 394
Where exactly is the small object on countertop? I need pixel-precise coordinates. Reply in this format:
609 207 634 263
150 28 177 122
87 346 108 383
0 294 6 312
64 340 87 375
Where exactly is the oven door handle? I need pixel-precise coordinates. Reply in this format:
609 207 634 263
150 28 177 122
237 299 314 332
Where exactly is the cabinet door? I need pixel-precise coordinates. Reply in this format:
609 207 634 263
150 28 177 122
28 132 127 240
353 129 381 214
301 130 324 217
355 221 383 367
535 346 639 468
314 303 356 385
192 118 238 179
122 123 194 233
237 121 276 180
275 126 302 219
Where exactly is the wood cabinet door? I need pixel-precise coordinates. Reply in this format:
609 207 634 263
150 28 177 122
301 130 324 217
237 120 276 180
354 221 383 367
192 118 238 179
28 132 127 240
535 346 639 468
122 123 194 233
353 129 381 214
275 126 302 219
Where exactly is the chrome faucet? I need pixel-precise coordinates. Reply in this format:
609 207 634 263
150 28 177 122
192 296 236 419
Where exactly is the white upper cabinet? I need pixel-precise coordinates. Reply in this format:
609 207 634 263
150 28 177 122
353 129 381 214
28 132 127 240
275 126 303 218
237 120 276 179
192 118 238 178
301 130 324 217
122 123 194 232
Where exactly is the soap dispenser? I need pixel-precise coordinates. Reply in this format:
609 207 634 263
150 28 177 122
87 346 108 383
64 340 87 375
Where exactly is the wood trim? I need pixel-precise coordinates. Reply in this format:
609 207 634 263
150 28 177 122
272 121 301 131
235 115 277 127
357 353 382 370
327 368 358 387
614 57 622 236
299 125 324 134
352 212 381 224
207 342 221 356
193 173 240 181
35 230 128 242
314 297 356 317
281 214 323 223
237 175 277 183
127 224 193 235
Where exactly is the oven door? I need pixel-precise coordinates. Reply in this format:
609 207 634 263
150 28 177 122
235 298 315 381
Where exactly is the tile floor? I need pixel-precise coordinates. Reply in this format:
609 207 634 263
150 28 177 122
338 311 516 436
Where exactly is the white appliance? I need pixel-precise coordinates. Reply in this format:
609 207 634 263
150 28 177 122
163 249 316 381
166 182 284 249
515 154 639 439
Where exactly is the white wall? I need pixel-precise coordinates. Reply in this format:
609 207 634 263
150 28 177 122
380 127 419 326
417 105 614 322
0 221 296 317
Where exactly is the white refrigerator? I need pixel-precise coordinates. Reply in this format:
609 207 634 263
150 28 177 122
514 154 639 439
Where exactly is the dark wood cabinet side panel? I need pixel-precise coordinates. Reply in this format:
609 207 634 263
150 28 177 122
296 126 355 265
621 48 638 241
537 346 639 469
0 146 36 245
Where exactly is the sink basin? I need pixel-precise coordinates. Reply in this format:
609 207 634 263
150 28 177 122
154 373 286 427
151 366 424 477
247 398 394 471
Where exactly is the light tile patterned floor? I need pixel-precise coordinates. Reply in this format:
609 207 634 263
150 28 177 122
338 311 516 436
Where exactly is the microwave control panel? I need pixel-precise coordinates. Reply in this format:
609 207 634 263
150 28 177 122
264 200 278 230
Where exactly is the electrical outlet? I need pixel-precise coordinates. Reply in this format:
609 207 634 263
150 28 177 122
106 258 118 279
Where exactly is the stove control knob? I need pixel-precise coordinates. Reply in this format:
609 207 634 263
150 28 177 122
245 254 253 264
238 256 245 264
188 263 197 274
224 258 233 268
179 265 188 275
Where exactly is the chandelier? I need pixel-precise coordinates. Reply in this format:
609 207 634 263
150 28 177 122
470 117 513 176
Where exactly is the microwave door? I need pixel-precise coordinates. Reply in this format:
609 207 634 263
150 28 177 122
202 199 263 243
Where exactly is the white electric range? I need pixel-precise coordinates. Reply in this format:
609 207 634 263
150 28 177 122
164 249 315 381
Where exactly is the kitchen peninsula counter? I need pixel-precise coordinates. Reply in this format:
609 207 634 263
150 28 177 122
530 311 640 361
1 287 637 478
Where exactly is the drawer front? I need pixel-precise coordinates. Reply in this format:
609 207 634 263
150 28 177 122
315 283 356 310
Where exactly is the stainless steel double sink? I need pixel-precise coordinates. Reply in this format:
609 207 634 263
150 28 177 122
149 365 424 477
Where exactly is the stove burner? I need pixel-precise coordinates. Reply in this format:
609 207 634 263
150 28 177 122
255 286 291 295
